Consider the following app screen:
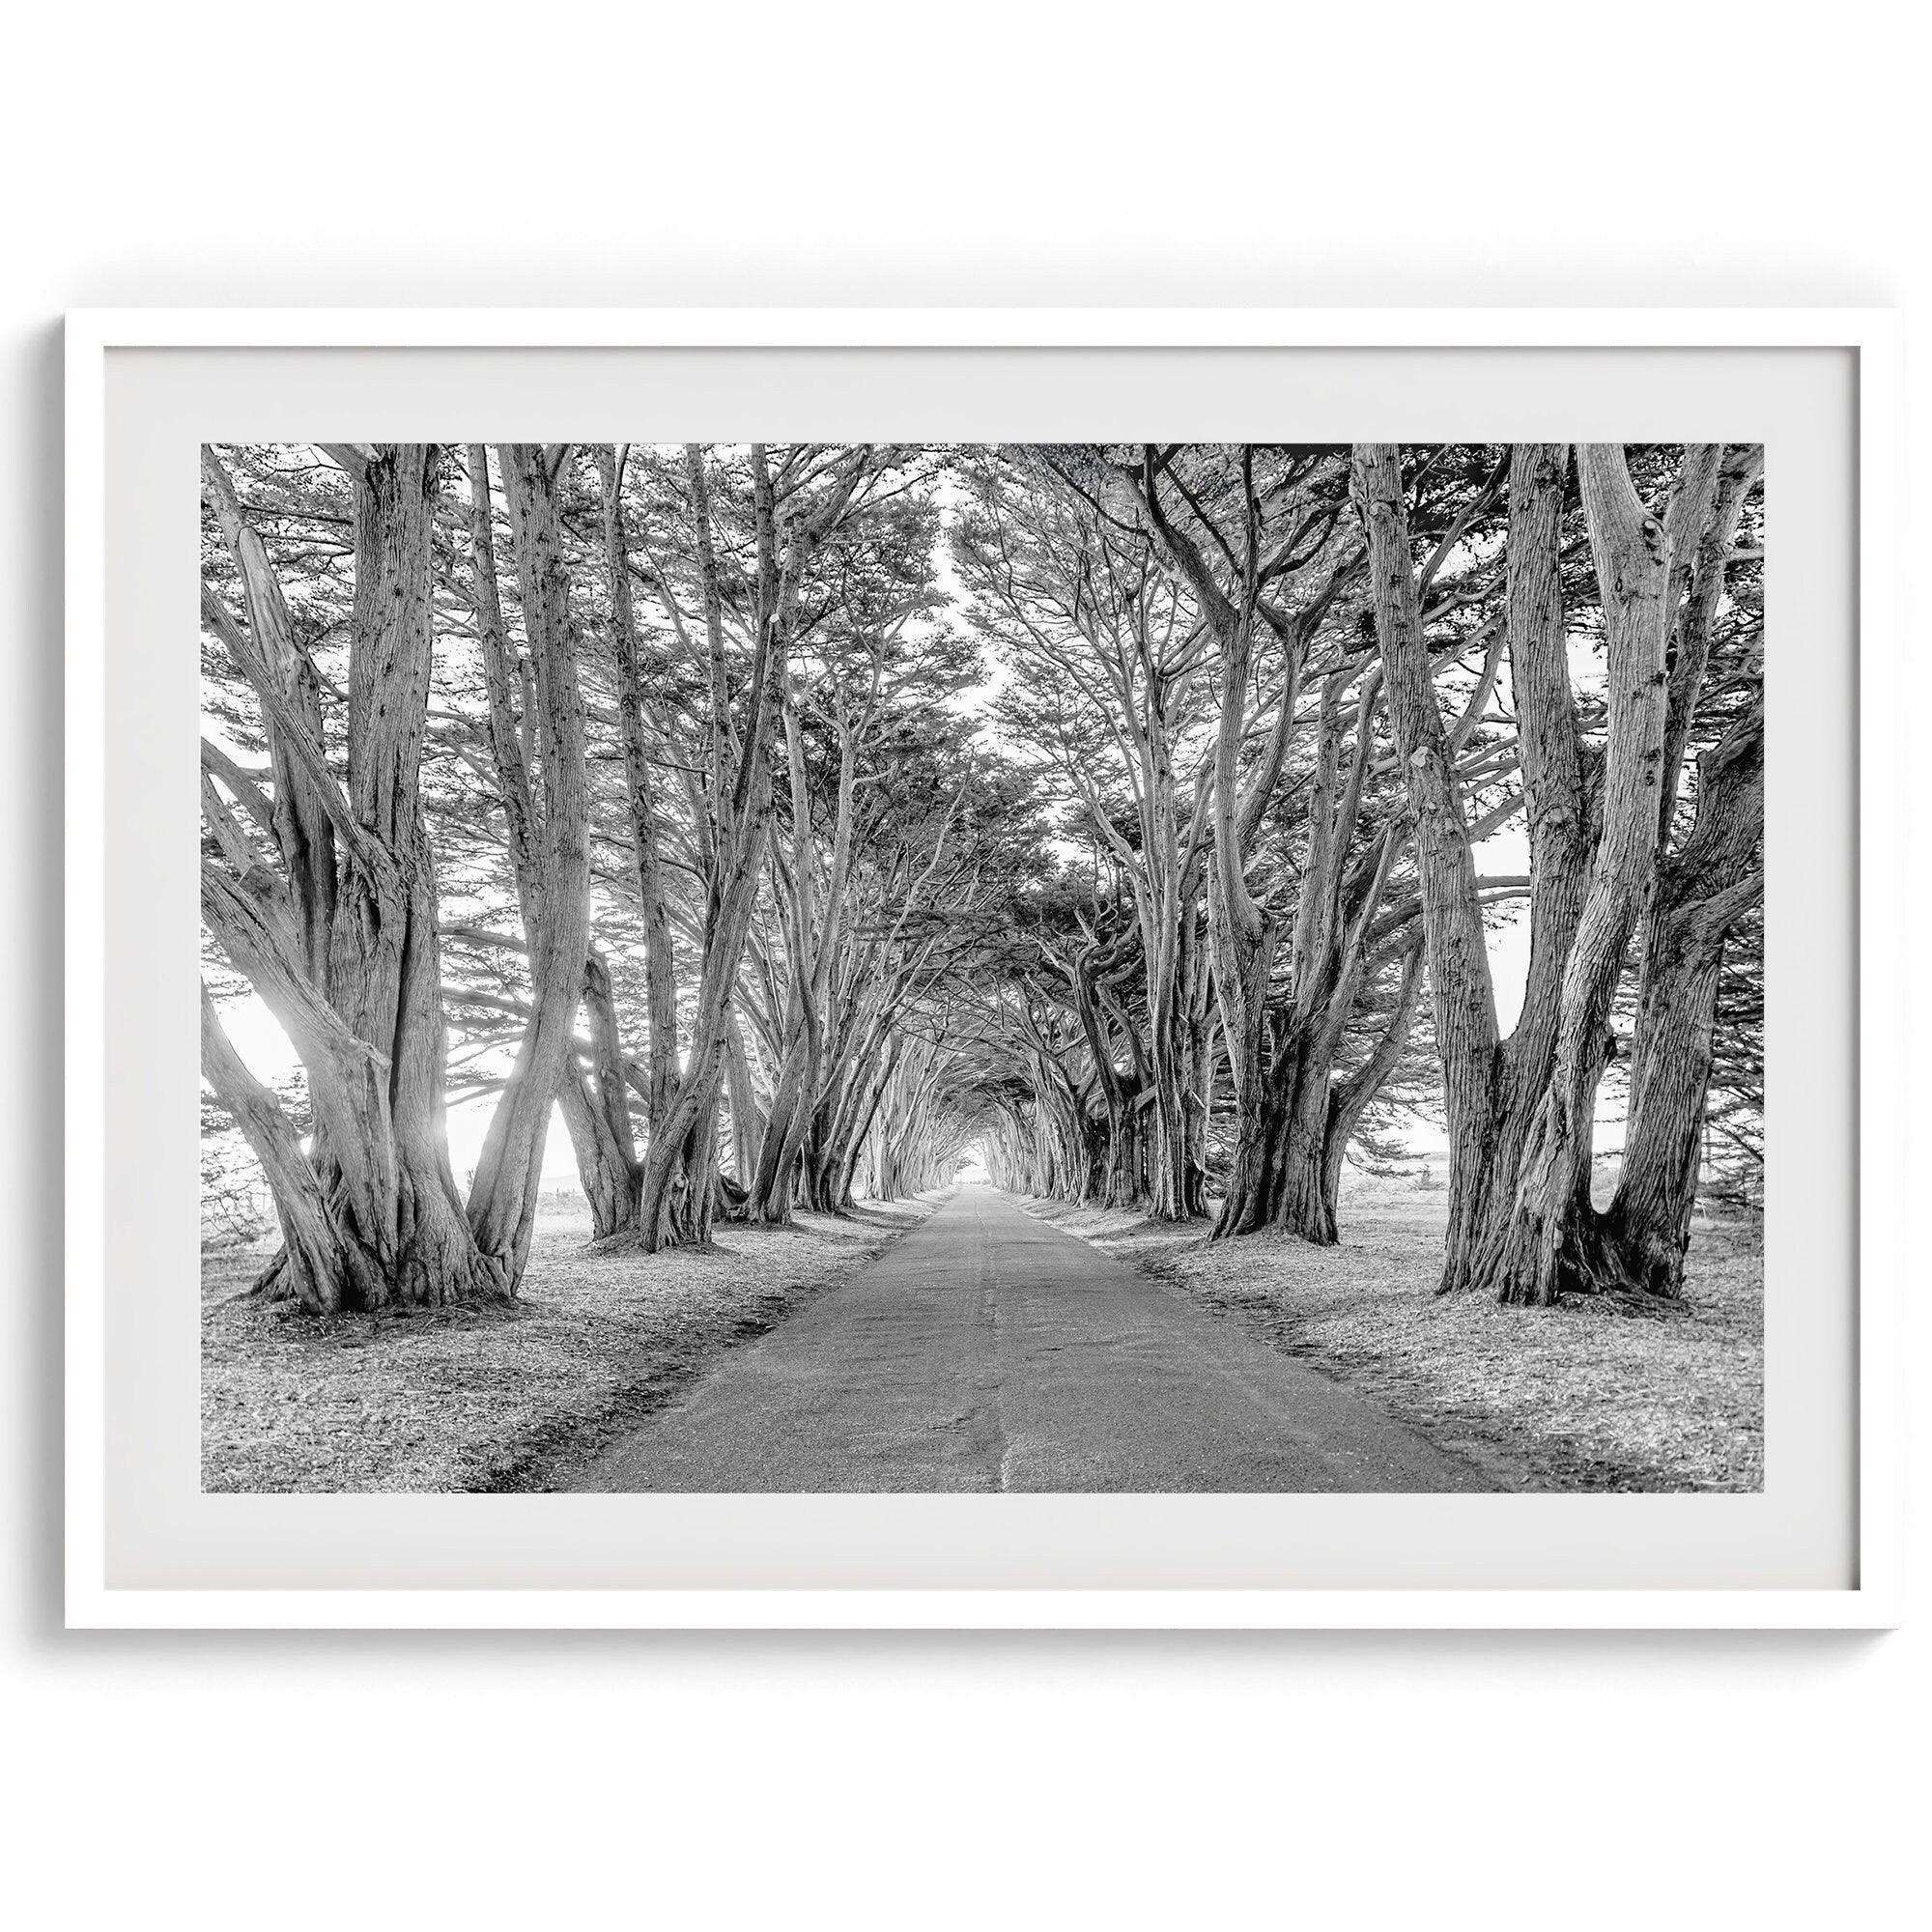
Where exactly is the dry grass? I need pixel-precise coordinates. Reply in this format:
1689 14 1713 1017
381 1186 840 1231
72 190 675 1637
201 1192 940 1492
1028 1178 1762 1493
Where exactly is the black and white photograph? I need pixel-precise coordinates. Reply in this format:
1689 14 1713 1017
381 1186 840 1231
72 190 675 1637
198 439 1767 1496
17 4 1932 1927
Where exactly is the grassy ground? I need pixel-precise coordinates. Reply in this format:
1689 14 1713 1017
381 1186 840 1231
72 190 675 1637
1026 1177 1763 1493
201 1192 939 1492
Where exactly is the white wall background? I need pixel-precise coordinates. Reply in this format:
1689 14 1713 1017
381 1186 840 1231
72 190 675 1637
4 5 1922 1925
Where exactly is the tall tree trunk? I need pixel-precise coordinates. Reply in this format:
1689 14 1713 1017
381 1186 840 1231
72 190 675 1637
1131 445 1381 1243
200 984 355 1312
636 815 769 1249
1354 441 1506 1290
1600 918 1727 1296
201 443 502 1312
1320 941 1428 1224
1475 445 1675 1305
1272 1042 1340 1243
723 1009 765 1187
596 446 680 1137
558 1070 640 1239
636 443 872 1249
1599 705 1764 1295
554 950 642 1239
464 446 639 1241
464 444 595 1280
1363 440 1759 1305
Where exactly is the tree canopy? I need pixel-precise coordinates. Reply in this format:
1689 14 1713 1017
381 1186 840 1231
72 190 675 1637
201 441 1764 1315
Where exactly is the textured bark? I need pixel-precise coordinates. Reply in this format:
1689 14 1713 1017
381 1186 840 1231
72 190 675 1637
814 1034 899 1210
635 443 873 1250
635 810 769 1248
200 451 337 987
1127 446 1406 1241
1195 562 1280 1232
200 982 347 1310
1445 441 1590 1283
1354 440 1756 1304
202 443 501 1312
595 445 680 1137
723 1009 765 1186
1148 904 1212 1219
632 447 765 1249
1601 705 1764 1294
1266 665 1405 1243
740 671 838 1223
1587 443 1767 1293
1354 442 1502 1286
463 445 595 1279
463 446 637 1240
554 949 641 1239
1476 443 1675 1306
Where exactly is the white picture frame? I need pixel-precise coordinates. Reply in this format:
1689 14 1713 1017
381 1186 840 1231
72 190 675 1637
65 308 1904 1630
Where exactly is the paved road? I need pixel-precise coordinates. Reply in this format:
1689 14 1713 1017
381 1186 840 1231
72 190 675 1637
567 1187 1492 1492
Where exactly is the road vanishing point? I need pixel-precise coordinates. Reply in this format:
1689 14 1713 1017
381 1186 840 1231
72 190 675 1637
567 1186 1493 1493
